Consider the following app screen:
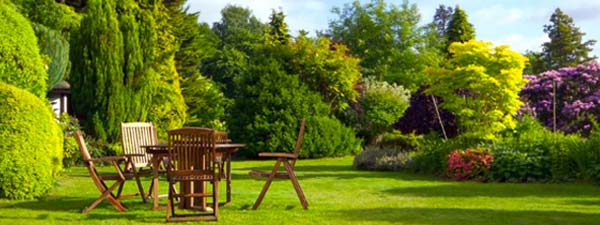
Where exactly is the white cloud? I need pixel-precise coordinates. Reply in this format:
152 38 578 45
489 33 548 53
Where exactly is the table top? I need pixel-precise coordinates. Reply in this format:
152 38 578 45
141 143 246 154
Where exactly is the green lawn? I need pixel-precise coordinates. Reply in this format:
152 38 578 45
1 156 600 224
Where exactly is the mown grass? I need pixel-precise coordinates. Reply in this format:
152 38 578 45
1 156 600 224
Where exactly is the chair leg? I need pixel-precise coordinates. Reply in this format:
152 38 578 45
252 159 282 210
283 160 308 209
134 173 147 203
83 180 127 213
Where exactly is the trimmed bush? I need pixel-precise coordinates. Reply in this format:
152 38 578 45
0 82 63 199
0 2 47 97
353 146 414 171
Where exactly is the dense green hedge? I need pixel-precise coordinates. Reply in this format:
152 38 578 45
229 53 361 158
0 82 63 199
0 3 47 97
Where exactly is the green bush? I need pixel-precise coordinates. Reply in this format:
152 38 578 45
346 78 410 144
0 3 47 97
486 116 581 182
410 138 470 175
353 146 415 171
229 52 361 158
301 116 362 158
58 113 80 168
378 130 424 151
0 82 63 199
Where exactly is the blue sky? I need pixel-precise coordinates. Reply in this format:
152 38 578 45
187 0 600 57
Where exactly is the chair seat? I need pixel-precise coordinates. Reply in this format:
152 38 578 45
258 152 297 158
249 170 289 178
170 174 215 181
100 173 135 180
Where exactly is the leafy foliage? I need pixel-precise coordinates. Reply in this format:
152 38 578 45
203 5 265 97
447 147 493 180
0 82 63 199
211 5 265 52
425 40 528 142
0 2 47 97
12 0 81 35
329 0 438 90
289 35 361 113
347 78 410 144
541 8 596 71
228 45 360 158
521 62 600 134
182 75 229 130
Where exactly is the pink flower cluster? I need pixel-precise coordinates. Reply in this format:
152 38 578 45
447 148 493 181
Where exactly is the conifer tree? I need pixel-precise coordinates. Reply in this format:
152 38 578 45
541 8 597 70
266 9 290 45
445 6 475 53
70 0 185 142
433 4 453 38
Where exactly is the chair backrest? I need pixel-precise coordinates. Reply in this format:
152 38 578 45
214 131 229 144
75 130 108 189
75 130 93 167
167 128 217 174
292 118 306 158
121 122 158 168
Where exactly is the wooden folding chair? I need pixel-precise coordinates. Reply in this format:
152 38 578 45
249 118 308 210
166 128 219 222
121 122 159 202
75 131 144 213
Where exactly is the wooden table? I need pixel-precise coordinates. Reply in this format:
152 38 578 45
142 143 245 210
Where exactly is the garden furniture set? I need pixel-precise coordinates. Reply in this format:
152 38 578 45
75 119 308 222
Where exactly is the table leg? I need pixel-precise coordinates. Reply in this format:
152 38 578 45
152 155 161 210
226 152 232 204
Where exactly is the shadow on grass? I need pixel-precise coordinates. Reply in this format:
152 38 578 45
383 183 600 198
0 196 164 223
234 165 438 181
332 207 600 225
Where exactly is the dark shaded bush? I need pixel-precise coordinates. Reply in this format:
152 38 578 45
0 3 47 97
395 86 457 138
0 82 63 199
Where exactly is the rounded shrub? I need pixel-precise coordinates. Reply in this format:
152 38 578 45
0 3 47 97
0 82 63 199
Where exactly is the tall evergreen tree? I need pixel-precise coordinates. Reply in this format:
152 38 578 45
541 8 597 70
433 4 453 38
445 6 475 53
70 0 185 142
266 9 290 45
164 0 226 129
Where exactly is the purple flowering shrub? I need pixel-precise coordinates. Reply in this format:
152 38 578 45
520 61 600 134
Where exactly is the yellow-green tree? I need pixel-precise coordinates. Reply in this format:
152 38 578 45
425 40 527 141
